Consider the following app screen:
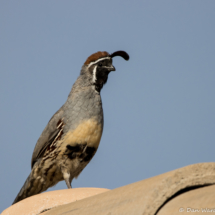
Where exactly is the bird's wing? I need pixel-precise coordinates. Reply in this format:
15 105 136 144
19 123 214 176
31 106 65 168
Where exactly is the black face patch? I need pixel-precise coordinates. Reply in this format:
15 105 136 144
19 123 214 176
96 67 109 84
93 59 114 92
97 59 112 68
66 144 97 162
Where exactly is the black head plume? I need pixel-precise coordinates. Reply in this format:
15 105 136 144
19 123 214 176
110 51 129 61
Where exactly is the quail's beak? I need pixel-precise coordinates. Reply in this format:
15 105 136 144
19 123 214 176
108 65 116 72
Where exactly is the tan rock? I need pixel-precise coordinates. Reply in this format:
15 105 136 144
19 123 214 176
3 163 215 215
2 188 109 215
157 185 215 215
44 163 215 215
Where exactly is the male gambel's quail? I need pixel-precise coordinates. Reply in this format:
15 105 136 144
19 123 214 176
13 50 129 204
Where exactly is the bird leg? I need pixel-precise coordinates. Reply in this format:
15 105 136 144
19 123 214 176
65 178 72 189
82 144 87 153
62 171 72 189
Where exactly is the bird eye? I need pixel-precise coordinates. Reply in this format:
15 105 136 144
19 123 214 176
98 63 102 67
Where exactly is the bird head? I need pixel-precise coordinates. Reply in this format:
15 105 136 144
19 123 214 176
81 50 129 92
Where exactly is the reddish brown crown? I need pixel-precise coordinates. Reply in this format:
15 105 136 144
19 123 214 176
84 51 110 65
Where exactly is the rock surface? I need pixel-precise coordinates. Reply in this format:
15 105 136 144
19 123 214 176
44 163 215 215
157 184 215 215
2 163 215 215
2 188 109 215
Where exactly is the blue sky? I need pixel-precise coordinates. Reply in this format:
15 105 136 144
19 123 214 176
1 0 215 212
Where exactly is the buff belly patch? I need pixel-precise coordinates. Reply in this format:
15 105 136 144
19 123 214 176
62 119 103 149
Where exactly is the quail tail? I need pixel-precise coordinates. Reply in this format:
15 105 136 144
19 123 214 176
13 173 34 204
12 162 50 205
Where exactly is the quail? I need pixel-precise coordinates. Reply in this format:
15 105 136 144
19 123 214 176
13 50 129 204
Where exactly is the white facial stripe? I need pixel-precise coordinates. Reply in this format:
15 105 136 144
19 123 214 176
92 65 97 83
87 57 111 68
